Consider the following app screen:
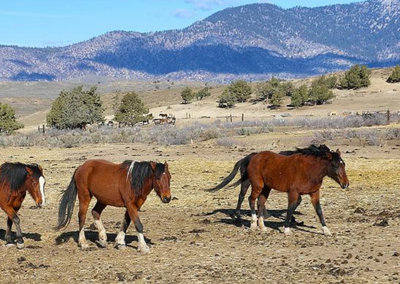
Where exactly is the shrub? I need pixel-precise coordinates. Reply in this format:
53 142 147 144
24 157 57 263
387 65 400 83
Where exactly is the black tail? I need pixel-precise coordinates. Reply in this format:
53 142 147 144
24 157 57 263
229 152 257 188
56 170 78 230
207 153 257 192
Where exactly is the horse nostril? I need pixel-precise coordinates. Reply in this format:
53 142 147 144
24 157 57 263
163 196 171 203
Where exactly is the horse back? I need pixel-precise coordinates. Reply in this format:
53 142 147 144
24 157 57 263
74 159 129 207
248 151 320 192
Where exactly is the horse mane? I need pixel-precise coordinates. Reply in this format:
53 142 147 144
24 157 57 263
281 144 333 158
120 160 165 196
0 162 42 192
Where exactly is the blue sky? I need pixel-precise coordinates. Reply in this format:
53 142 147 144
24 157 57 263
1 0 364 47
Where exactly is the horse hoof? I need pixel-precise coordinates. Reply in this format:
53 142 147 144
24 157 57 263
80 244 89 250
16 243 25 249
138 245 150 254
260 227 268 233
4 243 15 248
250 223 258 231
116 244 126 250
284 227 292 236
322 226 332 236
98 241 107 248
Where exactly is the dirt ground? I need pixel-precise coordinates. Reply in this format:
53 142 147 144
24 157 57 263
0 131 399 284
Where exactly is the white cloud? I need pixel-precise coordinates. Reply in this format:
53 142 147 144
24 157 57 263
171 8 196 19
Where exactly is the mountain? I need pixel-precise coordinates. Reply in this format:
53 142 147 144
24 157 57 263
1 0 400 82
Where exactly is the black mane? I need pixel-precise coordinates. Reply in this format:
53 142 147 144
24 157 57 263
0 162 42 191
120 160 165 196
280 144 341 165
279 144 330 157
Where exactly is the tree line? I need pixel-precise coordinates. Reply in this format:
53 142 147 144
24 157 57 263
1 64 399 134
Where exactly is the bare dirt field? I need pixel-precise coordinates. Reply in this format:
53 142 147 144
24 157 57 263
0 131 399 284
1 68 400 283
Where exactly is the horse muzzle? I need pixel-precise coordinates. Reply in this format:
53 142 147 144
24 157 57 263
162 196 171 203
341 183 349 190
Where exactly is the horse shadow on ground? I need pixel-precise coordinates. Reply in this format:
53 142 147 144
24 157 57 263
55 230 154 249
205 208 319 234
0 229 42 242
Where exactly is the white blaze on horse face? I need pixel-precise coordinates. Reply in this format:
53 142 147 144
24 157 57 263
39 176 46 205
127 161 135 182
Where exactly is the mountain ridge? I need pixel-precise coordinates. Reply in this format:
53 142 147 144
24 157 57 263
1 0 399 82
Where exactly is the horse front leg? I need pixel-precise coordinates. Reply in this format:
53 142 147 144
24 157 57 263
310 191 331 236
126 205 149 254
5 217 13 246
3 206 24 248
91 202 107 248
115 210 131 249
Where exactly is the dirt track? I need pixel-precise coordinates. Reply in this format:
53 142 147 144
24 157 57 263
0 142 400 284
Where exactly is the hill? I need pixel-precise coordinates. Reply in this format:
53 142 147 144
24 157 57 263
0 0 400 82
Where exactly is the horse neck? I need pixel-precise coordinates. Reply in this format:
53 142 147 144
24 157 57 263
136 175 155 200
308 157 330 185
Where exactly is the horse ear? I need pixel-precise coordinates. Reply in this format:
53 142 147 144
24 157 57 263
164 161 168 169
25 167 33 176
336 149 341 156
150 162 157 171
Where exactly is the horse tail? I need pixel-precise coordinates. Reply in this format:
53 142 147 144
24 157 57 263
207 154 255 192
56 169 78 230
229 152 256 188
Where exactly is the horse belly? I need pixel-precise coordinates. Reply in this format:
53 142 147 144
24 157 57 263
89 180 125 207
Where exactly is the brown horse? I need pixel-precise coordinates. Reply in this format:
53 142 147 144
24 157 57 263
0 162 46 248
56 159 171 253
209 149 298 218
209 145 349 236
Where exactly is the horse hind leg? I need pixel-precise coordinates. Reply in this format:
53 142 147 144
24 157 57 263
77 192 92 249
92 202 107 248
234 179 250 218
284 192 300 236
248 184 263 231
257 187 271 233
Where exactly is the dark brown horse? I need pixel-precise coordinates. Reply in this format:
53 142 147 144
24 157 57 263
0 162 46 248
56 159 171 253
209 145 349 235
209 149 298 218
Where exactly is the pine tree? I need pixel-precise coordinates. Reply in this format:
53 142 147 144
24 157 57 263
228 80 252 102
47 86 104 129
0 102 24 134
291 85 309 108
114 92 149 125
181 87 194 104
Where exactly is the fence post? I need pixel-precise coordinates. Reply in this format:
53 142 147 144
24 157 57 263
386 109 390 125
230 114 233 122
242 113 244 122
